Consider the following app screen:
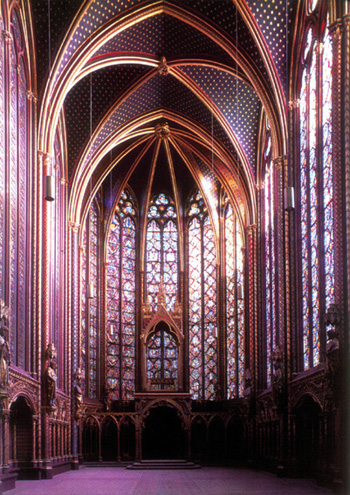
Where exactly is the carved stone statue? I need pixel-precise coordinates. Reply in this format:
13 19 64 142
0 300 11 389
74 368 83 417
0 328 10 388
324 303 341 327
271 346 284 410
244 368 252 401
325 328 339 383
45 344 57 408
104 388 111 412
214 381 222 401
324 304 340 393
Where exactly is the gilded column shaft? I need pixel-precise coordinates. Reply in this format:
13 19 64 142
246 224 257 390
342 14 350 342
70 222 80 460
329 19 345 345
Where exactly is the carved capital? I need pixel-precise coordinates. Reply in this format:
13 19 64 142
328 19 344 37
68 221 80 232
343 14 350 29
60 178 68 186
38 152 53 171
256 181 264 191
315 42 324 55
273 156 284 170
246 224 257 234
288 99 300 110
26 90 38 103
2 30 12 44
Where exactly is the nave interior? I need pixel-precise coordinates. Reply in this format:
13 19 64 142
0 0 349 493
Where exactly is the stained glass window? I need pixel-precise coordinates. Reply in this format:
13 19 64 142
322 25 334 312
225 202 245 398
146 326 178 390
106 190 136 401
236 220 245 397
8 12 29 369
80 224 87 394
0 16 4 297
146 194 178 312
299 15 334 370
263 132 276 386
81 200 99 398
188 191 217 400
9 18 19 363
89 202 98 398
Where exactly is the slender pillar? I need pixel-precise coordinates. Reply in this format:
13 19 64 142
98 425 102 462
135 417 142 461
117 425 121 462
0 415 3 467
69 221 80 469
2 410 10 469
186 423 191 461
32 416 38 466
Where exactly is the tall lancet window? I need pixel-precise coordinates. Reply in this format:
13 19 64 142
263 130 276 386
146 193 178 312
8 11 31 369
188 191 217 400
299 12 334 370
225 201 245 398
322 21 334 313
106 190 136 400
0 15 5 298
81 200 99 398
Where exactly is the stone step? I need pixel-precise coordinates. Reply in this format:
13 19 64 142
127 460 201 470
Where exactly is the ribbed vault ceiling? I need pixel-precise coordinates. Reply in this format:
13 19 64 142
32 0 292 228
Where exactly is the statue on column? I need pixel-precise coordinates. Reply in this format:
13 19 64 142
74 368 83 418
272 345 285 411
45 343 58 408
324 304 341 396
214 381 222 401
0 299 10 389
243 368 252 401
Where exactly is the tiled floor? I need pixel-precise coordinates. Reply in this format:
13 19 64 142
5 466 334 495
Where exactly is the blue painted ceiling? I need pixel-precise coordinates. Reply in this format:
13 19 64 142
31 0 295 196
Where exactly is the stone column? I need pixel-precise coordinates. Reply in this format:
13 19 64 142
2 409 10 469
98 425 102 462
32 415 38 467
69 221 80 469
39 151 54 479
117 424 121 462
329 10 350 487
186 422 191 461
135 417 142 461
246 225 257 387
343 11 350 348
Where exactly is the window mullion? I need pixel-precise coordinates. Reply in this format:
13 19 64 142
201 220 205 400
119 218 123 400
